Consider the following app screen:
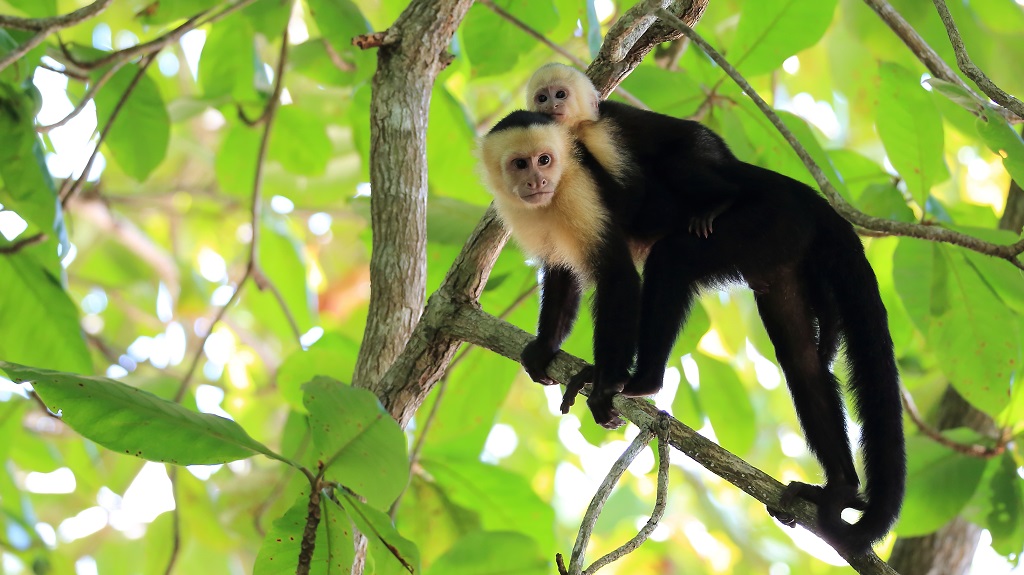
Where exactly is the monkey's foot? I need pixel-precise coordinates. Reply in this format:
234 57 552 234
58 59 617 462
586 387 624 430
521 340 557 386
560 366 594 414
767 481 866 528
622 372 663 398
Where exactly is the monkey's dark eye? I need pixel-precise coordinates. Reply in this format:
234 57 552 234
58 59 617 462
537 94 548 103
556 90 567 99
538 154 551 166
513 158 528 170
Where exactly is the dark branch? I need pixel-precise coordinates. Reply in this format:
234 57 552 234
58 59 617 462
0 233 46 254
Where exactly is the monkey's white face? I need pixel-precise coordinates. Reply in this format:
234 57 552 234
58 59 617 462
503 149 561 207
526 64 600 125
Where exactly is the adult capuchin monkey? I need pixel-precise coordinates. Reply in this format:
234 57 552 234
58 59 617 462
516 63 905 555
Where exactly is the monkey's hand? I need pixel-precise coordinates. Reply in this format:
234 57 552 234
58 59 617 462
521 339 558 385
586 376 626 430
560 366 594 414
767 481 866 528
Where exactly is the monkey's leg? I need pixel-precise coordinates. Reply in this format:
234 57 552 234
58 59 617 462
586 235 642 429
754 271 862 524
522 266 582 386
625 235 710 397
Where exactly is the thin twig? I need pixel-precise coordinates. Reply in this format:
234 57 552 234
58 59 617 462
652 4 1024 269
38 61 88 80
568 428 655 574
930 0 1024 120
584 416 671 574
162 467 181 575
59 54 155 207
174 24 292 401
478 0 647 109
901 387 1007 458
0 233 46 254
38 60 126 133
0 31 48 75
60 0 257 72
0 0 114 31
252 267 304 346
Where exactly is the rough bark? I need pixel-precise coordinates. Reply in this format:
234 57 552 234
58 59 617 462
352 0 474 392
889 151 1024 575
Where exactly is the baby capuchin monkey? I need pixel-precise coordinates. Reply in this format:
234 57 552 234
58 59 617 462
514 63 905 555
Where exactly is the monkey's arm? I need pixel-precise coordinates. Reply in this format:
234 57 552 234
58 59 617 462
521 265 582 385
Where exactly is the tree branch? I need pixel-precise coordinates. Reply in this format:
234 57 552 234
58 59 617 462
930 0 1024 120
38 60 125 133
444 303 897 574
0 0 115 73
651 5 1024 269
0 232 46 254
901 387 1007 458
0 0 114 32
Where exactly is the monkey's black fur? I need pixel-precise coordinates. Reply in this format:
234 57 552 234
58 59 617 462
510 103 905 554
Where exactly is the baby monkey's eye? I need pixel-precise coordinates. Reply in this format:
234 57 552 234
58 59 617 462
513 158 528 170
538 154 551 166
537 94 548 103
555 90 567 99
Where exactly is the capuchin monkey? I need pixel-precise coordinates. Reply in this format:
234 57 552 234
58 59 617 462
514 63 905 555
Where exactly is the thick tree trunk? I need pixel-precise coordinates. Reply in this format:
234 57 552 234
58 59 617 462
352 0 474 394
889 149 1024 575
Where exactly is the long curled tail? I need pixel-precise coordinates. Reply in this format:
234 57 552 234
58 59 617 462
814 217 906 554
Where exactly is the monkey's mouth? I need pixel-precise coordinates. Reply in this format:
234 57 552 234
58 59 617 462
521 191 553 204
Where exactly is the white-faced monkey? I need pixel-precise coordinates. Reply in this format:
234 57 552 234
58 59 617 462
497 63 907 555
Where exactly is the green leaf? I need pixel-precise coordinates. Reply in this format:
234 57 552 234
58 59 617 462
305 0 375 85
893 239 1018 417
875 62 948 208
423 531 547 575
895 430 987 536
692 352 757 456
462 1 558 77
423 458 555 556
975 107 1024 186
856 182 915 222
427 87 488 204
198 18 256 101
4 0 54 17
619 67 705 118
0 257 90 374
963 452 1024 557
270 106 331 176
278 333 360 411
334 490 421 575
0 362 284 465
254 493 355 575
303 377 409 507
731 0 838 77
923 77 986 116
251 216 314 337
242 0 293 40
214 120 260 197
94 63 170 181
138 0 219 25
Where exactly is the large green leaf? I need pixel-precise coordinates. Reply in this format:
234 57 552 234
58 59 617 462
0 79 64 274
963 452 1024 557
895 430 987 536
303 377 409 507
875 62 948 208
254 492 355 575
198 17 256 101
423 531 547 575
277 332 360 411
426 87 487 204
0 362 284 465
94 63 170 181
731 0 838 77
893 239 1018 417
0 257 90 374
214 120 260 197
270 106 331 176
461 1 558 77
423 457 556 557
305 0 375 85
334 490 420 575
138 0 219 25
692 352 756 457
974 107 1024 186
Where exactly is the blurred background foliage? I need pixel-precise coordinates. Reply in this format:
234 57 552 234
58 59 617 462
0 0 1023 573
